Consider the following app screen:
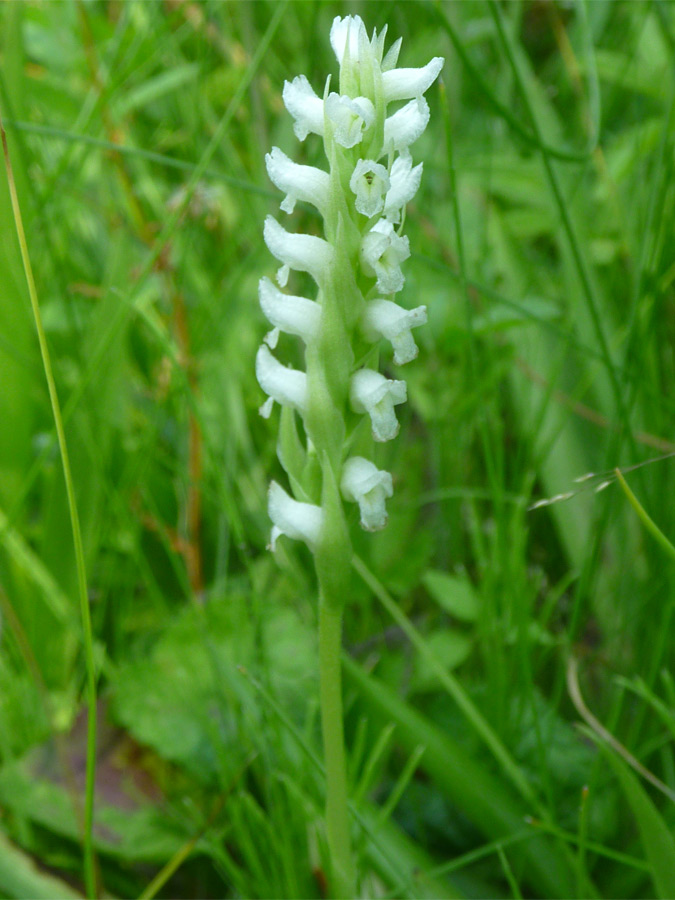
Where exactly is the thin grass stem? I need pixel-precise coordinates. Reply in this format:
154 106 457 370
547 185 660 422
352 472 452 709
0 112 98 897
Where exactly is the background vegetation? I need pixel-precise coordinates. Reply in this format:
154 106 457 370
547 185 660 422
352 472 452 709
1 0 675 897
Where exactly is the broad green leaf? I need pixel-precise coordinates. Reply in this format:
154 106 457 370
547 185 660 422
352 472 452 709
423 569 480 622
0 831 81 900
608 752 675 899
411 629 473 692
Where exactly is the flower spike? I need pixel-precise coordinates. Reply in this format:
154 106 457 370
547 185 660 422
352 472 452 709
258 18 442 896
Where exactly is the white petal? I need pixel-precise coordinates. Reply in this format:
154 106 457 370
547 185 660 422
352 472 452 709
381 37 402 72
259 396 274 418
382 57 444 103
360 219 410 294
363 298 427 365
263 327 280 349
268 481 323 550
341 456 393 531
383 97 430 153
265 147 330 215
255 344 307 414
259 277 321 344
330 15 367 65
350 368 407 442
371 25 388 67
349 159 390 218
383 156 423 223
282 75 325 141
264 217 333 285
325 94 375 149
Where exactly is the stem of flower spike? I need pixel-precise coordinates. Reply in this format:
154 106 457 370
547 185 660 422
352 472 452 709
313 451 356 897
318 596 356 898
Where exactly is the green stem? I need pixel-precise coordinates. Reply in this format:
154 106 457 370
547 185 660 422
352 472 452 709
614 469 675 563
318 596 356 898
1 115 98 896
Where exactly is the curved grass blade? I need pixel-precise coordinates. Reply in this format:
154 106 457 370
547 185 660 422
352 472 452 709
0 113 98 896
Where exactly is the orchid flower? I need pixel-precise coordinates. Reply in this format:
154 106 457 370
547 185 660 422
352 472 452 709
341 457 393 531
363 298 427 364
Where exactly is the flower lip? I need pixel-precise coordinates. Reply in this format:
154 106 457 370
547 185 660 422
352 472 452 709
382 57 444 103
265 147 330 215
341 456 393 531
258 277 321 345
282 75 325 141
263 216 334 287
268 481 323 550
255 343 308 417
383 96 430 153
350 159 391 218
383 156 423 223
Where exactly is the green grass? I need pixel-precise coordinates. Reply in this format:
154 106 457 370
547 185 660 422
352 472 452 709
1 0 674 897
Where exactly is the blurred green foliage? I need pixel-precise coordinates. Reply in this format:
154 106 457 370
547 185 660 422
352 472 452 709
0 1 674 897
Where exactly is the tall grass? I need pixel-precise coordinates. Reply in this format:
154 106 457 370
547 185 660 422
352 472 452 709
0 1 674 897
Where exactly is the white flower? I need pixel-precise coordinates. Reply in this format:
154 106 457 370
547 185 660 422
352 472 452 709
258 277 321 348
383 156 423 223
360 219 410 294
255 344 307 418
325 93 375 148
382 57 444 103
268 481 323 550
383 96 430 153
282 75 325 141
265 147 330 215
264 216 333 287
330 15 369 66
341 457 393 531
350 368 407 442
349 159 391 218
363 299 427 365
